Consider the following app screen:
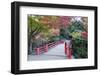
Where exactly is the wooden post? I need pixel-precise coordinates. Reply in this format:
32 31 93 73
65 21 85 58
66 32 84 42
36 48 40 55
45 44 48 52
69 48 72 59
64 42 67 54
65 42 72 59
67 47 72 59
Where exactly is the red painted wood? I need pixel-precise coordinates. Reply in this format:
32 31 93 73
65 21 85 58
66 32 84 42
35 40 65 55
64 43 67 54
45 44 48 52
65 42 72 59
36 48 40 55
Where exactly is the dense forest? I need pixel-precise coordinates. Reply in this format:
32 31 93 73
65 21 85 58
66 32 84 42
28 15 88 58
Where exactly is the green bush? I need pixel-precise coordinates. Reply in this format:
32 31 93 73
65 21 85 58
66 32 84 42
66 21 88 58
72 38 87 58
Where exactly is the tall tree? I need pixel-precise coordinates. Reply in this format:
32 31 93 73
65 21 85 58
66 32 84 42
28 15 49 54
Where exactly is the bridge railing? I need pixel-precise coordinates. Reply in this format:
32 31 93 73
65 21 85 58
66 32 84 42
34 40 72 59
35 40 64 55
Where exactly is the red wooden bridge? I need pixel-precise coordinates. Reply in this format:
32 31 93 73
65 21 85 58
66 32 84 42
34 40 72 59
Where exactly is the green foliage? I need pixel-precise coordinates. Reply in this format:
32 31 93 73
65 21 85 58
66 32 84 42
60 27 71 40
72 37 87 58
28 16 50 54
66 21 88 58
47 35 60 43
59 21 85 40
70 32 81 39
28 16 49 37
67 21 86 33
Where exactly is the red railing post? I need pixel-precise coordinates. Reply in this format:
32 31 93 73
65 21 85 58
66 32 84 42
64 42 72 59
36 48 40 55
45 44 48 52
65 42 67 54
69 48 72 59
67 46 72 59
